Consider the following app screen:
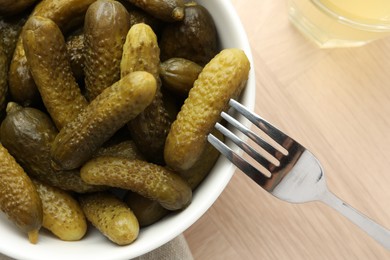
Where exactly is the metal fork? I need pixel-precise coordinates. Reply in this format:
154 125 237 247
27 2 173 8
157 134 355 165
207 98 390 250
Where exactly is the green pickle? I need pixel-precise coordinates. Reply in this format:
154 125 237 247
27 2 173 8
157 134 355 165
164 48 250 171
125 0 185 22
84 0 130 100
32 179 87 241
122 23 172 164
80 156 192 210
0 143 42 244
51 71 157 170
159 57 203 96
0 102 103 193
22 16 88 130
124 191 169 227
160 2 218 66
79 192 139 245
8 0 97 106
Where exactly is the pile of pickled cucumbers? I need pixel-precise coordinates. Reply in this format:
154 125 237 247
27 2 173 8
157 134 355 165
0 0 250 246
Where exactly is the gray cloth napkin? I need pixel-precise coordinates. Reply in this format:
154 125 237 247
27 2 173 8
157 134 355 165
0 234 193 260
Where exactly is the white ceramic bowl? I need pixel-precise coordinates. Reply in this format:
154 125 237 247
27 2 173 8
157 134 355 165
0 0 255 259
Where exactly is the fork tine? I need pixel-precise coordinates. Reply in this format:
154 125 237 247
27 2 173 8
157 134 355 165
207 133 269 185
229 99 292 150
221 111 282 157
214 122 278 170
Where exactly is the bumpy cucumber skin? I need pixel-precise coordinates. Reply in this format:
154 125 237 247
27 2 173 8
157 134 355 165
51 71 157 170
79 192 139 246
8 0 96 106
80 156 192 210
66 31 85 81
121 23 172 164
125 0 184 22
0 102 103 193
0 14 26 63
0 14 27 111
164 48 250 171
84 0 130 101
33 179 87 241
121 23 160 79
0 143 42 244
22 16 88 130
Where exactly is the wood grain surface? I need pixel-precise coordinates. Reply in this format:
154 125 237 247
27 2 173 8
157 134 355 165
184 0 390 259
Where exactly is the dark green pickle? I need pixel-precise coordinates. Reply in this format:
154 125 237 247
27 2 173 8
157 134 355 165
125 0 185 22
159 57 203 96
84 0 130 100
159 2 218 66
124 191 169 227
0 102 103 193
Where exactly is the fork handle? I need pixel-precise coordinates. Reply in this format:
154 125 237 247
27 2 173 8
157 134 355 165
319 191 390 250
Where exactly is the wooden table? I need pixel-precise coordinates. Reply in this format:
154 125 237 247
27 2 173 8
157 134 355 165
184 0 390 259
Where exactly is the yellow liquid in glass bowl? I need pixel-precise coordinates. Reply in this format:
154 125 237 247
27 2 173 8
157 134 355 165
288 0 390 48
320 0 390 25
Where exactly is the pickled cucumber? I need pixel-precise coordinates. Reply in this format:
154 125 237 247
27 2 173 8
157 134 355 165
125 0 184 22
84 0 130 100
80 156 192 210
121 23 160 79
8 0 96 106
164 48 250 171
51 71 157 170
0 0 38 16
0 102 104 193
159 57 202 96
32 179 87 241
79 192 139 245
0 143 42 244
31 0 97 32
159 2 218 66
8 41 39 106
124 191 169 227
22 16 88 130
121 23 172 164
